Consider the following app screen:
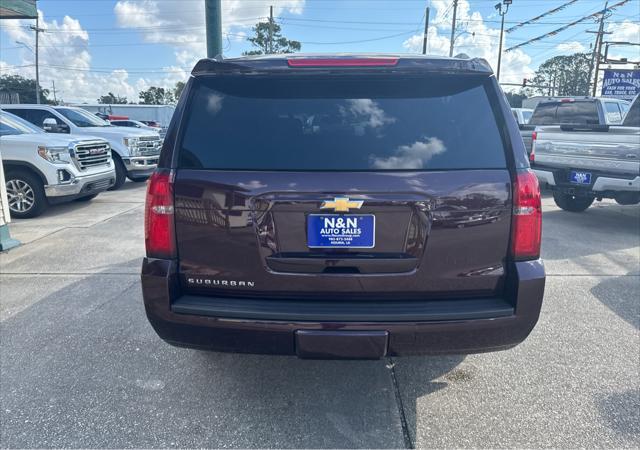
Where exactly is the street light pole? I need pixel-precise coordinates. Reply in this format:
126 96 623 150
495 0 512 82
29 15 44 104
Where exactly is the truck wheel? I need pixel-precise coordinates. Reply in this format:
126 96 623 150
5 170 48 219
553 192 594 212
108 156 127 191
74 193 99 202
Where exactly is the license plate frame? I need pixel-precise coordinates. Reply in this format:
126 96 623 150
569 170 592 185
307 214 375 249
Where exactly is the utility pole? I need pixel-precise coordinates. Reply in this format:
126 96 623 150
268 5 274 54
51 80 57 104
448 0 458 57
586 1 609 96
422 6 430 54
495 1 512 82
205 0 223 58
29 16 44 104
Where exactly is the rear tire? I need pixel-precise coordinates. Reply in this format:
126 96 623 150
74 193 99 202
553 192 594 212
5 170 48 219
108 156 127 191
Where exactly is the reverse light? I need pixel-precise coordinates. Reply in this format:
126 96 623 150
287 57 399 67
145 170 176 259
511 169 542 261
529 131 537 163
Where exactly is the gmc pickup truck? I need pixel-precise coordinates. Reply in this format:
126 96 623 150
141 53 545 359
1 105 161 190
519 97 630 157
1 111 115 218
532 95 640 212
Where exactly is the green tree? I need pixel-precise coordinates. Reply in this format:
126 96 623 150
243 18 301 55
504 91 528 108
0 75 49 104
174 81 185 101
138 86 174 105
97 92 128 104
531 53 591 97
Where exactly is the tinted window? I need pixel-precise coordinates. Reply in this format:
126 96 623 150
179 75 506 171
4 108 58 128
530 101 599 125
55 108 110 127
0 112 42 135
522 110 532 123
604 102 622 123
623 99 639 127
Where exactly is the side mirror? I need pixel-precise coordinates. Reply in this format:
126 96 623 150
42 118 57 132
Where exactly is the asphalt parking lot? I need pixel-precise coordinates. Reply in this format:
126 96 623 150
1 182 638 448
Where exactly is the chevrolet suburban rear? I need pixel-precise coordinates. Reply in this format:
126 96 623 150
141 54 545 359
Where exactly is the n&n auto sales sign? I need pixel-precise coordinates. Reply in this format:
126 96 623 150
601 69 640 101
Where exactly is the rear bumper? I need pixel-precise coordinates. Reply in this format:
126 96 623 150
534 169 640 193
141 258 545 358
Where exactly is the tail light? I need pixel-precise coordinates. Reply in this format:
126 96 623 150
287 57 399 67
511 169 542 261
145 170 176 259
529 131 537 163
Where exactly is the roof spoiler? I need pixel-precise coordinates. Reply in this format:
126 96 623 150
191 56 493 76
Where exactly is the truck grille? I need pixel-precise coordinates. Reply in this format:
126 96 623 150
137 136 162 156
74 141 111 170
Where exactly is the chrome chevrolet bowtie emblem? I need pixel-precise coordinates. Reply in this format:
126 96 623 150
320 197 364 212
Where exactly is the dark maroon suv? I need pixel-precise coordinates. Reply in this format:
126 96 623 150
141 54 545 359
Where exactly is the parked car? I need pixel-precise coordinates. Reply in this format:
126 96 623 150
1 105 162 190
512 107 533 125
110 119 166 139
532 95 640 212
519 97 630 157
140 54 545 359
0 111 115 218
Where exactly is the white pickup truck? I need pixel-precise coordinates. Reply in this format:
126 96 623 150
1 111 115 218
1 104 162 190
532 95 640 212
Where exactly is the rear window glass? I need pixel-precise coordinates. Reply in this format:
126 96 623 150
623 99 639 127
179 75 506 171
530 101 599 125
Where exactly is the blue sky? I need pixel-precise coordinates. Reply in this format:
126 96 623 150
1 0 639 103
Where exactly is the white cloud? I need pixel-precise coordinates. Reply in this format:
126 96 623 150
0 10 140 103
371 138 446 170
608 20 640 45
556 41 586 53
114 0 306 71
402 0 535 87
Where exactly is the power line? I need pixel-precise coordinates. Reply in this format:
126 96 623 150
505 0 632 52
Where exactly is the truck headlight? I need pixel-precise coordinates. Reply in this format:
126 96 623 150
38 146 70 164
123 137 140 155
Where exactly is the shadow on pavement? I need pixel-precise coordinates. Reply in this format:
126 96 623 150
389 354 466 445
597 388 640 438
590 273 640 330
541 204 640 261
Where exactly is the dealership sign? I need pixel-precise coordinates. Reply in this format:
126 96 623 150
601 69 640 100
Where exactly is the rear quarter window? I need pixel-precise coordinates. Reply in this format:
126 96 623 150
178 75 507 171
530 101 599 125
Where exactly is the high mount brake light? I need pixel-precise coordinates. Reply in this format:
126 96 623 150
287 58 399 67
511 169 542 261
145 170 176 259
